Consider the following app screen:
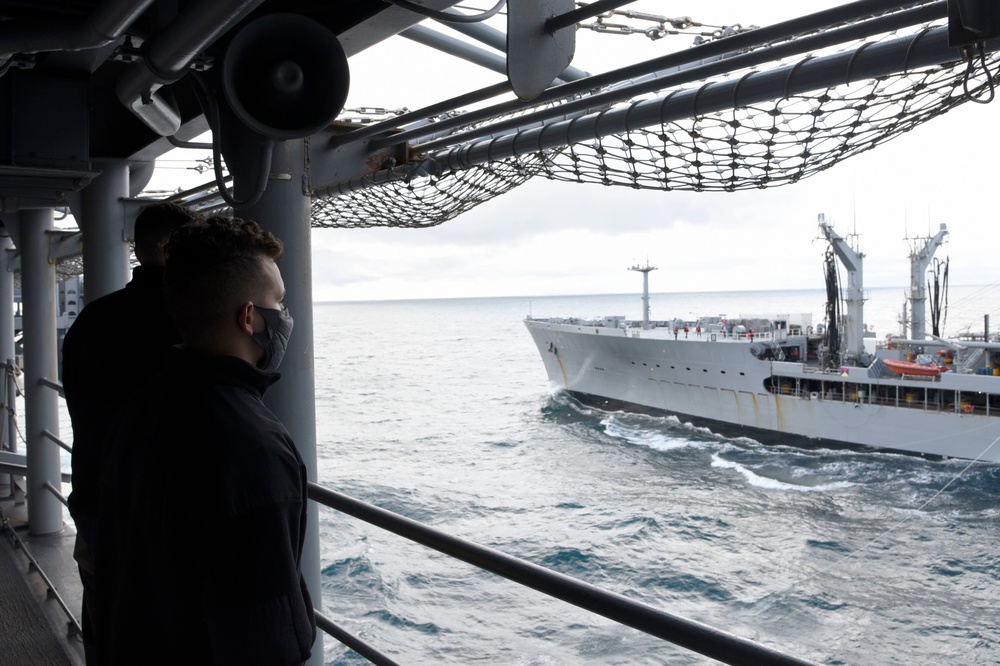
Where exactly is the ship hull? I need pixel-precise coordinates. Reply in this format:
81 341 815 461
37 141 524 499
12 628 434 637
525 319 1000 463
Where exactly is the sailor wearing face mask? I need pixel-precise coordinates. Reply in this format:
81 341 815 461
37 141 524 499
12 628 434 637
250 301 294 372
96 217 316 666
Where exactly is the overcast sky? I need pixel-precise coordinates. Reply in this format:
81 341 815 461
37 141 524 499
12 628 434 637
146 2 1000 302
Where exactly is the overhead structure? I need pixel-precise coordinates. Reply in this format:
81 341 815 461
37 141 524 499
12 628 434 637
300 0 1000 229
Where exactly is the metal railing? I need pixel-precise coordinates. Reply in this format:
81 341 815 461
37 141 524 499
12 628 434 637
19 367 817 663
0 503 81 639
307 482 819 666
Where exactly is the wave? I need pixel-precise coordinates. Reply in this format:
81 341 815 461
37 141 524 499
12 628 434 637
711 454 854 492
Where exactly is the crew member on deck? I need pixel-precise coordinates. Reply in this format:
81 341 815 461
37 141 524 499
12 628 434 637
96 217 316 665
62 202 198 664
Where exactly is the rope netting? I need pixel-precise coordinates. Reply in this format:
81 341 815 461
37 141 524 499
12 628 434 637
549 59 994 192
312 15 1000 229
313 153 543 229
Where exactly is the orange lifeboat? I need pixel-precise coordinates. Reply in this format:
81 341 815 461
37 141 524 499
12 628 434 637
883 358 946 376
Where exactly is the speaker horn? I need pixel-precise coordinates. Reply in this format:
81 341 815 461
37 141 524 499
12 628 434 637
222 13 350 141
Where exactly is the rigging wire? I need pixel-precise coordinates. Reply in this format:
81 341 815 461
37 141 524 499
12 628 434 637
774 432 1000 602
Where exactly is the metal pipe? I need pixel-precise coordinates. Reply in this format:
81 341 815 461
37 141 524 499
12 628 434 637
116 0 264 135
547 0 640 33
42 479 68 506
443 14 590 81
313 611 403 666
402 25 510 78
324 22 969 197
308 483 819 666
413 2 946 153
41 429 71 454
431 23 979 173
376 0 939 150
164 175 234 203
330 82 512 148
167 135 213 150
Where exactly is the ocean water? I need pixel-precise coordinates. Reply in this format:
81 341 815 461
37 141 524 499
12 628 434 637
313 286 1000 666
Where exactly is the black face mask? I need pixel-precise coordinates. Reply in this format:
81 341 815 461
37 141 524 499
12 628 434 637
250 304 294 371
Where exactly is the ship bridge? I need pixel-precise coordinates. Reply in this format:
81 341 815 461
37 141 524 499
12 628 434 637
0 1 997 664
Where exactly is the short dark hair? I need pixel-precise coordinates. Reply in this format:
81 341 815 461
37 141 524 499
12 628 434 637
134 202 200 265
164 217 284 341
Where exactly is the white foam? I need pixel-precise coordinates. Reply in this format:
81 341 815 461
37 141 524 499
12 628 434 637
601 416 698 451
711 454 854 492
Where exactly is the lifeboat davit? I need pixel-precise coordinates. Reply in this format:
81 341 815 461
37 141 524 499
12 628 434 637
883 358 946 376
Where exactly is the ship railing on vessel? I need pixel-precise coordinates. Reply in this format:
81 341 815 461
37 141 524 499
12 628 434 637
767 367 998 416
3 368 818 666
527 316 798 343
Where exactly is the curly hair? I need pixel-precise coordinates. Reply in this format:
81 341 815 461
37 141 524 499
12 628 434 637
164 217 284 342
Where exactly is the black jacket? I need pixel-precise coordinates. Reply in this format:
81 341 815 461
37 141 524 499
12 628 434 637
63 265 182 521
96 348 315 665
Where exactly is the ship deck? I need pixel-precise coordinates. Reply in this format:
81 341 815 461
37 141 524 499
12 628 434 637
0 484 85 666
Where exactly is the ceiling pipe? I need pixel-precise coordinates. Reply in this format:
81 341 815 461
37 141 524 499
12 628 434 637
116 0 265 136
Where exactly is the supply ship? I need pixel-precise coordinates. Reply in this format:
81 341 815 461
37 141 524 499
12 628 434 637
526 219 1000 462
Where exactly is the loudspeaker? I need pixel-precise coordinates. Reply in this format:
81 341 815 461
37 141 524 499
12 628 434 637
222 13 350 140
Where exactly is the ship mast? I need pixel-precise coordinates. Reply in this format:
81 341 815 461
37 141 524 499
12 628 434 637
818 215 865 361
908 223 948 345
629 261 657 330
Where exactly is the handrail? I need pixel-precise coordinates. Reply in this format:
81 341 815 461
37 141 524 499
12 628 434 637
40 429 71 454
37 377 64 398
42 480 67 507
0 504 81 639
307 482 819 666
313 609 402 666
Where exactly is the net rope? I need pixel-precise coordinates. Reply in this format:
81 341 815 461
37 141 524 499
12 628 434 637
312 16 1000 229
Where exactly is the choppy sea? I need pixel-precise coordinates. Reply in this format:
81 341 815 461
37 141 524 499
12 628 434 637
313 285 1000 666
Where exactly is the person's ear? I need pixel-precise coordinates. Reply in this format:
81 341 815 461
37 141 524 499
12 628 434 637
237 301 255 336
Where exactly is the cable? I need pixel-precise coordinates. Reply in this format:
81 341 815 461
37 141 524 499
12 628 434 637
383 0 506 24
766 431 1000 607
190 72 271 209
962 42 996 104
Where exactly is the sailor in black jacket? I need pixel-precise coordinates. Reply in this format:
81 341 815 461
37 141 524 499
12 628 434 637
62 202 197 664
96 217 315 665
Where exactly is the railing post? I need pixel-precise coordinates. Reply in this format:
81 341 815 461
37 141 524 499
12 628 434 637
0 232 16 492
18 208 64 535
